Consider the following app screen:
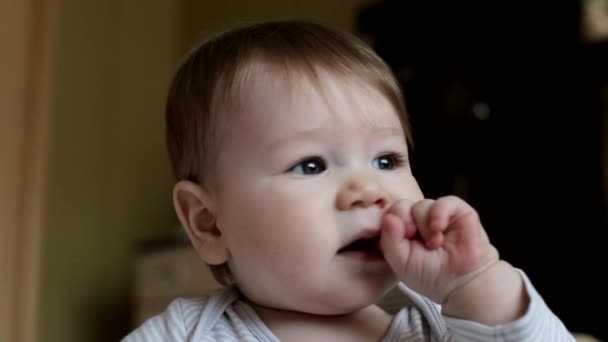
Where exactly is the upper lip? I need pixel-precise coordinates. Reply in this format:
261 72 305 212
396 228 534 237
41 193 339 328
339 228 381 251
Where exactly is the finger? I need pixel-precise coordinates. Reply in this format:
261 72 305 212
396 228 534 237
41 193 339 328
411 199 441 248
430 196 480 234
380 213 412 277
387 199 415 222
386 199 416 238
425 197 468 249
428 196 468 230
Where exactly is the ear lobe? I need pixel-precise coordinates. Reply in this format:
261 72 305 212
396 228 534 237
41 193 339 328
173 180 229 265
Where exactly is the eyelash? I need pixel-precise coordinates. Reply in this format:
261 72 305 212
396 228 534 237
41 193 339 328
375 153 408 169
288 152 408 175
289 156 327 175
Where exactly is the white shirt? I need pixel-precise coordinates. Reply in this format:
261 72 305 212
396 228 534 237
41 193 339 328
122 270 574 341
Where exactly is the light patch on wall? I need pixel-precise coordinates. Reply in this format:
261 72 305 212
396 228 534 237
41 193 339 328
582 0 608 43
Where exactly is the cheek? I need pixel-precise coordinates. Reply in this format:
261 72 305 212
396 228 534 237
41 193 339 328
217 181 332 259
408 177 424 200
389 173 424 201
220 184 335 289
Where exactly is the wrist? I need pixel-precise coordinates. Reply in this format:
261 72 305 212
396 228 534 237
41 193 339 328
441 260 529 325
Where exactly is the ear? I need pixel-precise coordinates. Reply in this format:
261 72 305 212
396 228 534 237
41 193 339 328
173 180 229 265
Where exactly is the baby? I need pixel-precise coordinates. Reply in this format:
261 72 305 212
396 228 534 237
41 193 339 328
123 21 574 341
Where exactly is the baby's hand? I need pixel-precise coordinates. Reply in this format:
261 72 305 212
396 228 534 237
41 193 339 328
380 196 500 304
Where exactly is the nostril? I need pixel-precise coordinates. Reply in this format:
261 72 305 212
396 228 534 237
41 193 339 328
338 181 390 210
351 198 386 208
352 200 365 208
375 198 387 208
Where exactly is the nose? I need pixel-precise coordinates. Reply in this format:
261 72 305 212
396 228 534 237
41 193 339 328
336 173 389 210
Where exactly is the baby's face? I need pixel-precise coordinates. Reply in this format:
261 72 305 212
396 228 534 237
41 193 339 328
212 68 424 315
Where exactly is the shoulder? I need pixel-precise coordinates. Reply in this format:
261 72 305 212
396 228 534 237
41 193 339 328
121 286 241 341
121 297 210 342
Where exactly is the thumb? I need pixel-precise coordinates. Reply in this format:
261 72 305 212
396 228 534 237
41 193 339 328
381 213 412 278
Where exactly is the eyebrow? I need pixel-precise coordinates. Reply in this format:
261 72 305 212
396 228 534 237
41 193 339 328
265 126 405 154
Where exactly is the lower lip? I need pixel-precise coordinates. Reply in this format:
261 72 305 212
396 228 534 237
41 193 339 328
338 250 385 262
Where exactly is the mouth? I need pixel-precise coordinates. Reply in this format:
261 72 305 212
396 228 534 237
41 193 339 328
338 233 384 261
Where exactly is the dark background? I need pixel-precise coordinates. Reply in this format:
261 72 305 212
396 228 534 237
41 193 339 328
358 0 608 339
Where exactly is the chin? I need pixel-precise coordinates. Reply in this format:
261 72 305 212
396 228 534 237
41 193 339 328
316 298 384 316
315 279 398 315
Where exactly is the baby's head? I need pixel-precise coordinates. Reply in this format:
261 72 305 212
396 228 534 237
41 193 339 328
168 21 424 315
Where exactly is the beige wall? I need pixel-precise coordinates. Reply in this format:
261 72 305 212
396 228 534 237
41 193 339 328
182 0 373 51
38 1 372 341
38 1 180 341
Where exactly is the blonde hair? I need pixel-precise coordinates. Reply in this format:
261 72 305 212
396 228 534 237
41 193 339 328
165 20 411 285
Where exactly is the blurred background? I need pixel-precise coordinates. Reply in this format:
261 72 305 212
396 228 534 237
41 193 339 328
1 0 607 341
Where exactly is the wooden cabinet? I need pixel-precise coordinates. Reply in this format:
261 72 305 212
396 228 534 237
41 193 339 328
133 244 221 325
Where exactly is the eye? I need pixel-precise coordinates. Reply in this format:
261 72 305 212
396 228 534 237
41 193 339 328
372 153 407 170
290 157 327 175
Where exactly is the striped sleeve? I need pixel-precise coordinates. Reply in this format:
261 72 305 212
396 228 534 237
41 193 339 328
442 270 575 341
121 298 206 342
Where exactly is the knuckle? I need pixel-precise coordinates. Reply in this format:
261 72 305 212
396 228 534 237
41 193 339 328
443 195 461 203
416 199 434 210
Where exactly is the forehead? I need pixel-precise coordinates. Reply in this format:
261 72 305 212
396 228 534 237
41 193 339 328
228 64 403 133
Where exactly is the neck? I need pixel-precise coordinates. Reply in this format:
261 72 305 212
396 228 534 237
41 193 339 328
248 302 393 342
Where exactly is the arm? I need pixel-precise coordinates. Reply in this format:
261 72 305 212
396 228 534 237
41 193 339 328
441 260 527 324
443 267 575 341
380 196 574 341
